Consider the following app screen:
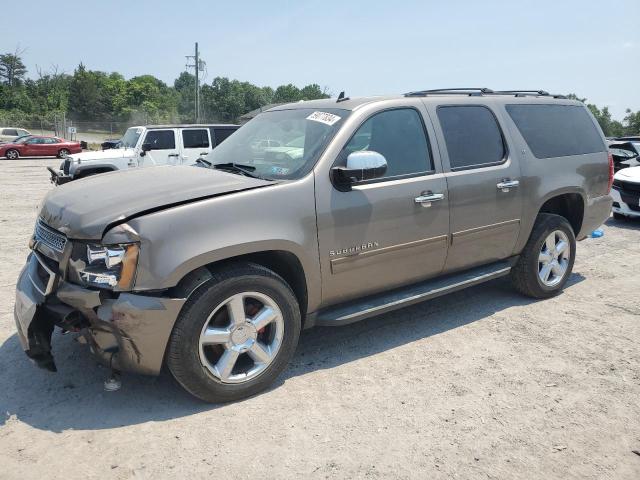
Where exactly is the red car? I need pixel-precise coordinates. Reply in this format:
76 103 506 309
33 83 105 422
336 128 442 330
1 135 82 159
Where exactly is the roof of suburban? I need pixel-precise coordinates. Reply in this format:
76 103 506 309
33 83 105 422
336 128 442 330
268 90 579 112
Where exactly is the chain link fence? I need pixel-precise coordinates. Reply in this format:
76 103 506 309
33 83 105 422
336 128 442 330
3 119 132 145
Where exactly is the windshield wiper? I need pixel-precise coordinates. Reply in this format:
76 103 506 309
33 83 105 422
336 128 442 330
195 157 212 167
211 162 264 179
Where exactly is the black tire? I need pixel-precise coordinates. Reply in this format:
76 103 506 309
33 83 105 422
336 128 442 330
5 149 19 160
167 262 301 403
510 213 576 299
57 149 70 159
613 212 626 221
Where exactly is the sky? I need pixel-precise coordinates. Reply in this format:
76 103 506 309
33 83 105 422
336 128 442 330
3 0 639 120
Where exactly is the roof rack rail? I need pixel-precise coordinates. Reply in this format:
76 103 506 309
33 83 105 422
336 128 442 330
404 88 567 99
405 88 494 97
495 89 550 96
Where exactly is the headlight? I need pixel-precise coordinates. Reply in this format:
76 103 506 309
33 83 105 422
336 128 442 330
79 243 139 290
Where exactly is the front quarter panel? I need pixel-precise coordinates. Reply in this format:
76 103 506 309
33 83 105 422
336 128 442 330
128 175 321 310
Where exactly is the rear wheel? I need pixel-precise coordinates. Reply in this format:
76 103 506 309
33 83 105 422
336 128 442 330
57 149 70 159
167 263 301 403
511 213 576 299
5 149 19 160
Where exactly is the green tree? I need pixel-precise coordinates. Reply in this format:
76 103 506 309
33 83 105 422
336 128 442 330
300 83 329 100
273 83 302 103
0 52 27 87
174 71 195 120
624 109 640 135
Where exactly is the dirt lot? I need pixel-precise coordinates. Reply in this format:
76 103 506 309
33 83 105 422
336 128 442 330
1 158 639 479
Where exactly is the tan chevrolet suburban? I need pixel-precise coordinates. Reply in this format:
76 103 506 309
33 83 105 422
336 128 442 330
14 88 613 402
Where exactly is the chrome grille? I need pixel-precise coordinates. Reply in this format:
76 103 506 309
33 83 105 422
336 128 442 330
34 219 67 253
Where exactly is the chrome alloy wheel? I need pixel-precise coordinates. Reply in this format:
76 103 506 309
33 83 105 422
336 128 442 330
198 292 284 384
6 149 18 159
538 230 571 287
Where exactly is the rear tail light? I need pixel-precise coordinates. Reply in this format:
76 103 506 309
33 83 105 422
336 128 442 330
607 153 614 194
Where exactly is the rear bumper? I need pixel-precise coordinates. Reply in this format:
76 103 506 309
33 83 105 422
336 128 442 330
14 252 186 375
578 194 613 239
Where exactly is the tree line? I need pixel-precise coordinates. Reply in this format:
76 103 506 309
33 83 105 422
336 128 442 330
0 51 329 127
0 50 638 136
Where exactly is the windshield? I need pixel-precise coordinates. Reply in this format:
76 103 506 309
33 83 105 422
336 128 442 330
12 135 32 144
120 127 142 148
207 108 350 180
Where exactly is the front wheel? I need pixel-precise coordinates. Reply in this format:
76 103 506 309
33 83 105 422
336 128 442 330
167 263 301 403
57 149 70 158
510 213 576 299
5 149 19 160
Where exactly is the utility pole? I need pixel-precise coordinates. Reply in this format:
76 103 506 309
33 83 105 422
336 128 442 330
185 42 205 123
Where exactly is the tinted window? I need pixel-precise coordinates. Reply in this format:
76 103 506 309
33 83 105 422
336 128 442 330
211 127 236 146
44 137 59 144
3 129 18 136
182 129 209 149
344 108 432 178
506 104 605 158
26 137 44 144
144 130 175 150
437 106 505 169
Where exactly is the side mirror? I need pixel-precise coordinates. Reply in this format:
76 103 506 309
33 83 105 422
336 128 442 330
331 151 387 191
140 143 152 157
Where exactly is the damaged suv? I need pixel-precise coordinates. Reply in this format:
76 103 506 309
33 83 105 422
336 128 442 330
15 89 613 402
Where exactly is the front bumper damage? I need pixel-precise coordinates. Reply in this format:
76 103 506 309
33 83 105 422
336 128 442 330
15 251 186 375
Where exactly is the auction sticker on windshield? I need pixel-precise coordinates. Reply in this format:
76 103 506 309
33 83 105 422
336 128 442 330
306 111 342 126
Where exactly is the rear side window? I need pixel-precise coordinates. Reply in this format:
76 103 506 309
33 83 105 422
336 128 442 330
506 104 605 158
344 108 433 179
437 106 505 170
144 130 175 150
182 129 209 148
212 128 236 146
3 128 18 136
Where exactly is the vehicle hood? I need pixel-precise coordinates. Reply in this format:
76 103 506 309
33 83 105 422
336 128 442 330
614 166 640 183
39 165 274 239
68 148 134 162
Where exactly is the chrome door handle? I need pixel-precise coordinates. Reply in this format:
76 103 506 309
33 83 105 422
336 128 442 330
414 193 444 206
496 180 520 191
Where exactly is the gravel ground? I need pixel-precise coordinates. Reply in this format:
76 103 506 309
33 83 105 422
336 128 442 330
1 158 639 479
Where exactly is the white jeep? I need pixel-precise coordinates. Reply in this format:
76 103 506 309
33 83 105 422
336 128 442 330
50 124 239 184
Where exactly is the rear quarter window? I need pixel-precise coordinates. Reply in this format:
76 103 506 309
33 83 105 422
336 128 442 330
506 104 605 158
437 105 506 170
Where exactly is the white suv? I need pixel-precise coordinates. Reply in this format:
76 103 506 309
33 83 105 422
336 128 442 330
50 124 239 184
